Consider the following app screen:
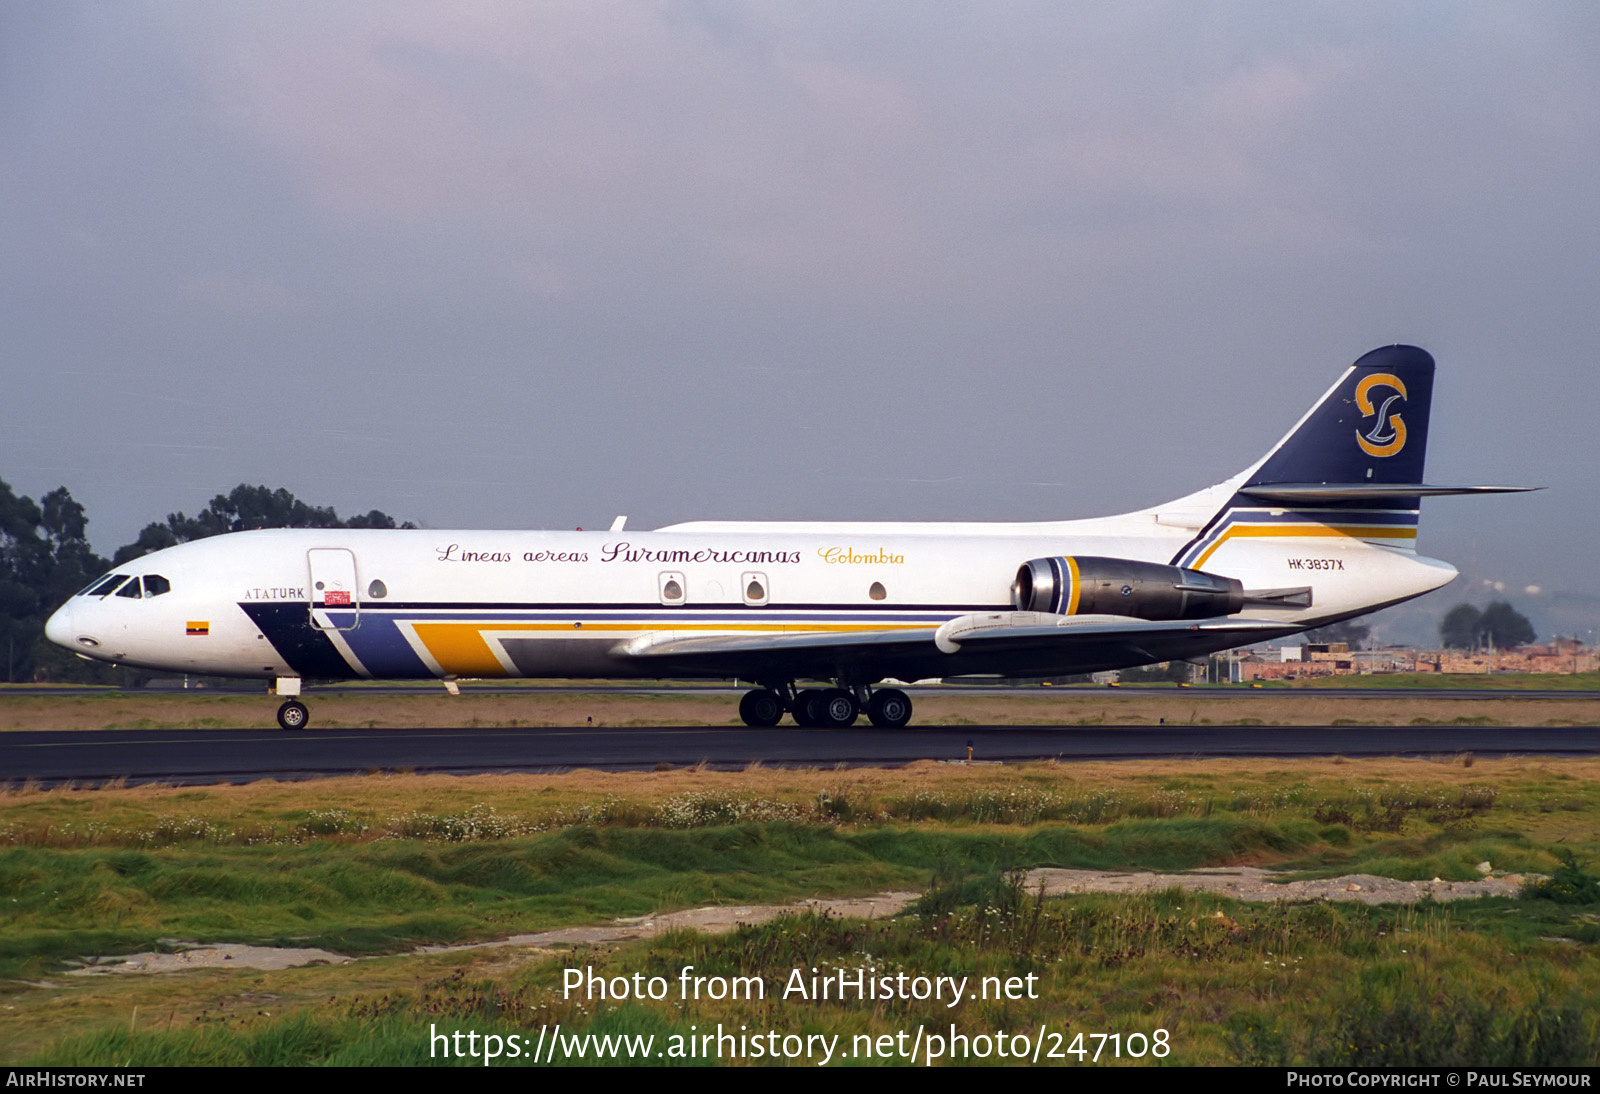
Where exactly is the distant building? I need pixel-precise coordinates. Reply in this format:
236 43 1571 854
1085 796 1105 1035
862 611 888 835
1236 639 1596 679
1241 642 1353 680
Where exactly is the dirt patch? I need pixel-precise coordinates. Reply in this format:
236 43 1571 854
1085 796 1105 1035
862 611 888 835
69 868 1530 976
69 942 352 976
1026 866 1528 905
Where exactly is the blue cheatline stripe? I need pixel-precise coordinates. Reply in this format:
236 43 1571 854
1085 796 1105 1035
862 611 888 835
1173 505 1421 569
327 606 982 680
369 600 999 614
330 612 433 677
342 609 981 624
239 602 364 679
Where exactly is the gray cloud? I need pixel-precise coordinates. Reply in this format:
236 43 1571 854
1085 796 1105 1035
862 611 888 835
3 2 1595 617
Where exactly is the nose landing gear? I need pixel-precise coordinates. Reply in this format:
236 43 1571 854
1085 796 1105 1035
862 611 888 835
274 677 309 730
277 700 310 730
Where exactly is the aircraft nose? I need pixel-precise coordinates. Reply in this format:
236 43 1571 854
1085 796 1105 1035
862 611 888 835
44 602 77 650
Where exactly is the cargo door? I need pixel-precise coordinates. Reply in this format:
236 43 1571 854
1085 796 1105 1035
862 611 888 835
308 548 360 631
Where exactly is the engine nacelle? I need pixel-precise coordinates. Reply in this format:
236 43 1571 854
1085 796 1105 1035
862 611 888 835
1010 555 1244 620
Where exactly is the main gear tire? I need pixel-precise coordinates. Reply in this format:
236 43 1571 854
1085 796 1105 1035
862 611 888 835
738 689 784 727
792 689 824 727
818 688 859 727
866 688 912 728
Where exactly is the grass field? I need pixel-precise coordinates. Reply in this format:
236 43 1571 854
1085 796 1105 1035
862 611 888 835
3 755 1599 1066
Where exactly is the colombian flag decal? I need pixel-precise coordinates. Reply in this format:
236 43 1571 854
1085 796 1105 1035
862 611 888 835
186 621 209 636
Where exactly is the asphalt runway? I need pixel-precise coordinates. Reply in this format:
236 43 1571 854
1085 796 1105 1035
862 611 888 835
4 724 1597 787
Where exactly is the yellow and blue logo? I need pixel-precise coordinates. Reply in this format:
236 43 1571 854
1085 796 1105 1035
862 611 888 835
1355 373 1407 458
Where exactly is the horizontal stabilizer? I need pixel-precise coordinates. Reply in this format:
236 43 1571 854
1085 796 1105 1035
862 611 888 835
1240 483 1540 503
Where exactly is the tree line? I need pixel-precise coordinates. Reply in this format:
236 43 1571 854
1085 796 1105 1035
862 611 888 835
1438 601 1537 651
0 479 410 683
1312 605 1539 652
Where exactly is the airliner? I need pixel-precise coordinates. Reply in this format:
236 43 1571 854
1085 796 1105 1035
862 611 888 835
45 345 1529 730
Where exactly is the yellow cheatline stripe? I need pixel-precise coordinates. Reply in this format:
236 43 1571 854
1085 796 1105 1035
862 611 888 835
409 620 933 677
1064 556 1081 616
414 621 934 634
410 623 509 677
1194 524 1417 568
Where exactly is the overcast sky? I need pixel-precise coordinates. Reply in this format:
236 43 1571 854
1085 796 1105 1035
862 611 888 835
4 2 1596 641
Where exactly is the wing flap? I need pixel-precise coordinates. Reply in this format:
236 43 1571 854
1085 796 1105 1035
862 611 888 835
618 628 938 659
931 612 1290 654
615 612 1294 682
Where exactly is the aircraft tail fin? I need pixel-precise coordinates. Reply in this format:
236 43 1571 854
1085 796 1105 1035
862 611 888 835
1238 343 1435 498
1169 345 1534 570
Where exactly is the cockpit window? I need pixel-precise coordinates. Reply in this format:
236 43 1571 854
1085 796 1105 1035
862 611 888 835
107 575 173 599
84 574 129 597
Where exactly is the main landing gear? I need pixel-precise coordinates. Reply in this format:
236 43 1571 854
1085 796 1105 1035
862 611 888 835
738 684 913 728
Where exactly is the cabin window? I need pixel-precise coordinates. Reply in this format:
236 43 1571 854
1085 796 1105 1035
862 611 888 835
659 572 686 605
368 579 388 599
741 571 769 606
869 581 887 601
144 575 171 597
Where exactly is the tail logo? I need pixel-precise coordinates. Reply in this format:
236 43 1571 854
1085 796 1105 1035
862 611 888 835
1355 373 1407 458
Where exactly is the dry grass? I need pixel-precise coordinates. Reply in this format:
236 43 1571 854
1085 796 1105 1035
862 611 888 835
1 688 1596 731
2 755 1594 835
4 753 1597 1066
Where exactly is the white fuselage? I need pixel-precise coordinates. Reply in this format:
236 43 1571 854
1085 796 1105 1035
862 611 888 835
45 344 1524 733
45 510 1456 684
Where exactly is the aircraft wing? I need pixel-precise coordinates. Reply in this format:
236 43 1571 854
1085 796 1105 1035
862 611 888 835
615 612 1296 682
